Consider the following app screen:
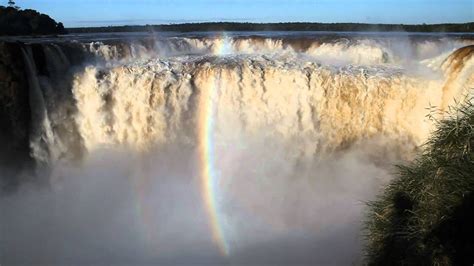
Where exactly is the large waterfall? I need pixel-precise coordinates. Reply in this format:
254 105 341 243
22 35 474 163
1 33 473 264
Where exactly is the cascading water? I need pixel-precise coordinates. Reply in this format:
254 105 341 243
20 46 56 165
1 33 473 264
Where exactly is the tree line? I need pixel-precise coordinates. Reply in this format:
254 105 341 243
1 3 472 36
68 22 474 33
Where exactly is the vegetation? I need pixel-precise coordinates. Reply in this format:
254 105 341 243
7 0 18 9
365 97 474 265
68 22 474 33
0 6 65 36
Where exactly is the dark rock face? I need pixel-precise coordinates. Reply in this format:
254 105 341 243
0 42 32 190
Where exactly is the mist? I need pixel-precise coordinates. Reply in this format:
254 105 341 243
1 138 392 265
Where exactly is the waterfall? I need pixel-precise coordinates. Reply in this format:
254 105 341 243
14 36 473 170
20 46 56 165
68 42 473 162
3 34 473 264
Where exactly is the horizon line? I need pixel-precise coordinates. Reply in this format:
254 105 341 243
65 21 474 29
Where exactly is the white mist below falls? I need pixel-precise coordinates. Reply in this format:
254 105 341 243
2 35 474 264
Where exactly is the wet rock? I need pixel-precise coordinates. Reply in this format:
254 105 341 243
0 42 33 191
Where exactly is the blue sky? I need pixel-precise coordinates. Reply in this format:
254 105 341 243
15 0 474 27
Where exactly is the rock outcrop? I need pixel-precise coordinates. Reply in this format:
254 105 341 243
0 42 32 190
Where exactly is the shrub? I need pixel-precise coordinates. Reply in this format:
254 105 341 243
365 96 474 265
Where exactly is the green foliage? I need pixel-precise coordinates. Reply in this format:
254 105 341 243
0 6 65 36
365 96 474 265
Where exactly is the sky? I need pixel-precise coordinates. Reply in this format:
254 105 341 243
13 0 474 27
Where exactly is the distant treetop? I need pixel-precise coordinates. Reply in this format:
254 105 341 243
7 0 17 9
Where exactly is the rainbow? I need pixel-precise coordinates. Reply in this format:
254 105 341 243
198 45 230 255
128 33 233 256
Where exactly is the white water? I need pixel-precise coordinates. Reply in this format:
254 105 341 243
2 34 473 264
72 36 474 159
